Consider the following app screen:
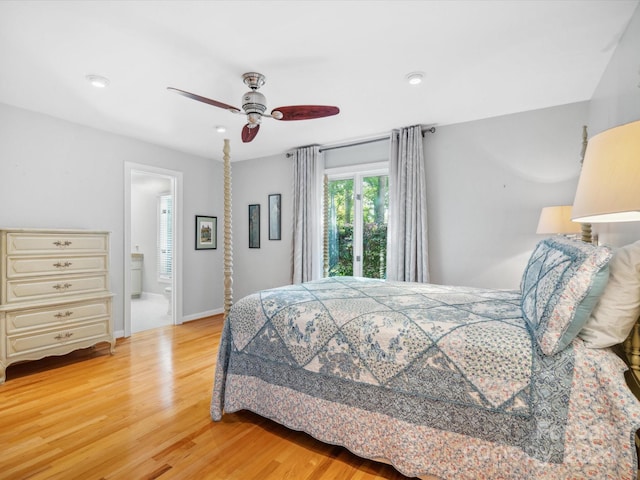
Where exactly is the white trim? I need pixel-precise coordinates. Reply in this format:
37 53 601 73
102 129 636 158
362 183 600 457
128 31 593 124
324 161 388 177
182 308 224 322
124 162 183 337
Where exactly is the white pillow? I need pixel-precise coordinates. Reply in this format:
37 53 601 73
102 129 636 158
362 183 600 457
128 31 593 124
579 240 640 348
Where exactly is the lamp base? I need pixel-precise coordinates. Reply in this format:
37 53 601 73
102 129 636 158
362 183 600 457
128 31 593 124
581 223 592 244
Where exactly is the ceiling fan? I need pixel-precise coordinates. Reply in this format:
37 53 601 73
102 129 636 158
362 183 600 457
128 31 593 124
168 72 340 143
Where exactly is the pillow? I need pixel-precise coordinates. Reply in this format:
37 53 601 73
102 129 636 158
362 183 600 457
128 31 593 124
520 236 612 355
579 240 640 348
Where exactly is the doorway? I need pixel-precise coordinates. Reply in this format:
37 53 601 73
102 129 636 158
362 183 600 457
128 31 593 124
124 163 183 337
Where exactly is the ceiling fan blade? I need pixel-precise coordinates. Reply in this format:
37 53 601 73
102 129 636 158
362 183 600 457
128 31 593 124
242 124 260 143
167 87 241 113
271 105 340 121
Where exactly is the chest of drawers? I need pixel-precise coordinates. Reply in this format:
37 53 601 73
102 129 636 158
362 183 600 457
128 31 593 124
0 229 115 383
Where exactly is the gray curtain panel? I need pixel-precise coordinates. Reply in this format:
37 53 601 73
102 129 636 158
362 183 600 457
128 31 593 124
292 145 322 283
387 125 429 282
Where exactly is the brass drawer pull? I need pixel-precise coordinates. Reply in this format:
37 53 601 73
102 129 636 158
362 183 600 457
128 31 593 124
53 261 73 268
54 332 74 340
52 283 72 290
54 311 73 318
53 240 72 247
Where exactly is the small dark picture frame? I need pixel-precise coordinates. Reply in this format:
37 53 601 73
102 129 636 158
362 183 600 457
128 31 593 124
195 215 217 250
268 194 281 240
248 204 260 248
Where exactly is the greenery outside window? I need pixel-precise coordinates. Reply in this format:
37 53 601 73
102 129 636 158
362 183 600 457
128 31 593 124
326 164 388 278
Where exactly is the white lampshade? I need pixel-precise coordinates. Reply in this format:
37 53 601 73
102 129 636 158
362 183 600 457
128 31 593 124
536 205 582 234
572 120 640 223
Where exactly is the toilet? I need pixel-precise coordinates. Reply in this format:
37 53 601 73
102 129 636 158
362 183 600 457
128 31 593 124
163 286 172 315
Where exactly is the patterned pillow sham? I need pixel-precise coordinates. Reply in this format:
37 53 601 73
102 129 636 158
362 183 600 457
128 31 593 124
520 236 612 356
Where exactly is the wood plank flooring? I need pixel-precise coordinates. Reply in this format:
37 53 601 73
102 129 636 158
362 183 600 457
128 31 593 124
0 316 420 480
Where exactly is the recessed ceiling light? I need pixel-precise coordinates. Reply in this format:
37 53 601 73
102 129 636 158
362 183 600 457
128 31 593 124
86 74 110 88
216 126 227 133
406 72 424 85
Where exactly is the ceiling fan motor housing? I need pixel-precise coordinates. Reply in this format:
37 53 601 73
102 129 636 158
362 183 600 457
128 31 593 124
242 90 267 125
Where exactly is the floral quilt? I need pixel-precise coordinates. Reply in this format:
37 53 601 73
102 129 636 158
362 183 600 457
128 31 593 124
211 277 640 479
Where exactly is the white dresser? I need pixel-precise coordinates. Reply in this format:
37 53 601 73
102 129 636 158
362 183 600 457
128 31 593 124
0 229 115 383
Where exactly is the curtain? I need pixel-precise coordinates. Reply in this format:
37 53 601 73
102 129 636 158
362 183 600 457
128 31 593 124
386 125 429 282
292 145 323 283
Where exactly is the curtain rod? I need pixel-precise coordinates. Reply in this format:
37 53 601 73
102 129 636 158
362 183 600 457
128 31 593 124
285 126 436 158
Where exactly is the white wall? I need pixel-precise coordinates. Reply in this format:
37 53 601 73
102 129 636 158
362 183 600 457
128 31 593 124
0 103 225 335
230 153 294 301
588 3 640 137
425 102 588 289
324 139 390 168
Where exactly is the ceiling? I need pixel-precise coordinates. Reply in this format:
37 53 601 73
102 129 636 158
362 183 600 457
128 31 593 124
0 1 637 162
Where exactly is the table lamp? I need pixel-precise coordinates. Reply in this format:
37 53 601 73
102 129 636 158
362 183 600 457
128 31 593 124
536 205 582 236
572 120 640 223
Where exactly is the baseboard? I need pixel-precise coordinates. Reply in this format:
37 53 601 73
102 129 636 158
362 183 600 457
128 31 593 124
113 308 224 339
182 308 224 322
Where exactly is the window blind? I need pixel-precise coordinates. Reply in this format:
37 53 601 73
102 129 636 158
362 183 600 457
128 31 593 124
158 194 173 280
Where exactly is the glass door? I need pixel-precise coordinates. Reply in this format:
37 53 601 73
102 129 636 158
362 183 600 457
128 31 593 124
361 174 388 278
327 170 388 278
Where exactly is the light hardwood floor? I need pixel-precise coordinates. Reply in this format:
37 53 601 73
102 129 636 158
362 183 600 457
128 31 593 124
0 315 419 480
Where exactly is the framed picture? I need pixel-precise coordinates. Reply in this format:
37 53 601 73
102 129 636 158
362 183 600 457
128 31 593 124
248 204 260 248
195 215 217 250
268 194 281 240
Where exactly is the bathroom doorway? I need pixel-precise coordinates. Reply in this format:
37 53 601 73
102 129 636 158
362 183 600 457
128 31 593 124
124 163 183 337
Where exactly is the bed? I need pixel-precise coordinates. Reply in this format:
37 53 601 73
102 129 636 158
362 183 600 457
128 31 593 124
211 235 640 479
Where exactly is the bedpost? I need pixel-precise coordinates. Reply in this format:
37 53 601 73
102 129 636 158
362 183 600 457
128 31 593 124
624 323 640 379
579 125 593 244
223 139 233 319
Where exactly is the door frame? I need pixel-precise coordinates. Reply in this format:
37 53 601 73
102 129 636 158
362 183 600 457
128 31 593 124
124 162 184 337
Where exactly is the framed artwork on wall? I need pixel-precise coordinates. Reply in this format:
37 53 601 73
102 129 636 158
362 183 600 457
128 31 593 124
195 215 217 250
268 194 281 240
249 204 260 248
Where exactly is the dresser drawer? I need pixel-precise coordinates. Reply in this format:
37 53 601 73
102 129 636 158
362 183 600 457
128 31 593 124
5 298 111 333
6 320 110 358
5 274 108 303
6 232 108 255
6 255 108 278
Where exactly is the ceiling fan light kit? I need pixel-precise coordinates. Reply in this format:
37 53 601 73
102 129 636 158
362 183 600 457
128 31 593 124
168 72 340 143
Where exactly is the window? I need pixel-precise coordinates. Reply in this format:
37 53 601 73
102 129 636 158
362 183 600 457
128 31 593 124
158 194 172 281
327 164 388 278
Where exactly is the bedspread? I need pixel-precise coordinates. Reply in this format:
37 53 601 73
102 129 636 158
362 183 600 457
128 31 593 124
211 276 640 479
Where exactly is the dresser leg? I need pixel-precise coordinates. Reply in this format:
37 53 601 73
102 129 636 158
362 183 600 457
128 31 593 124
0 363 5 384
